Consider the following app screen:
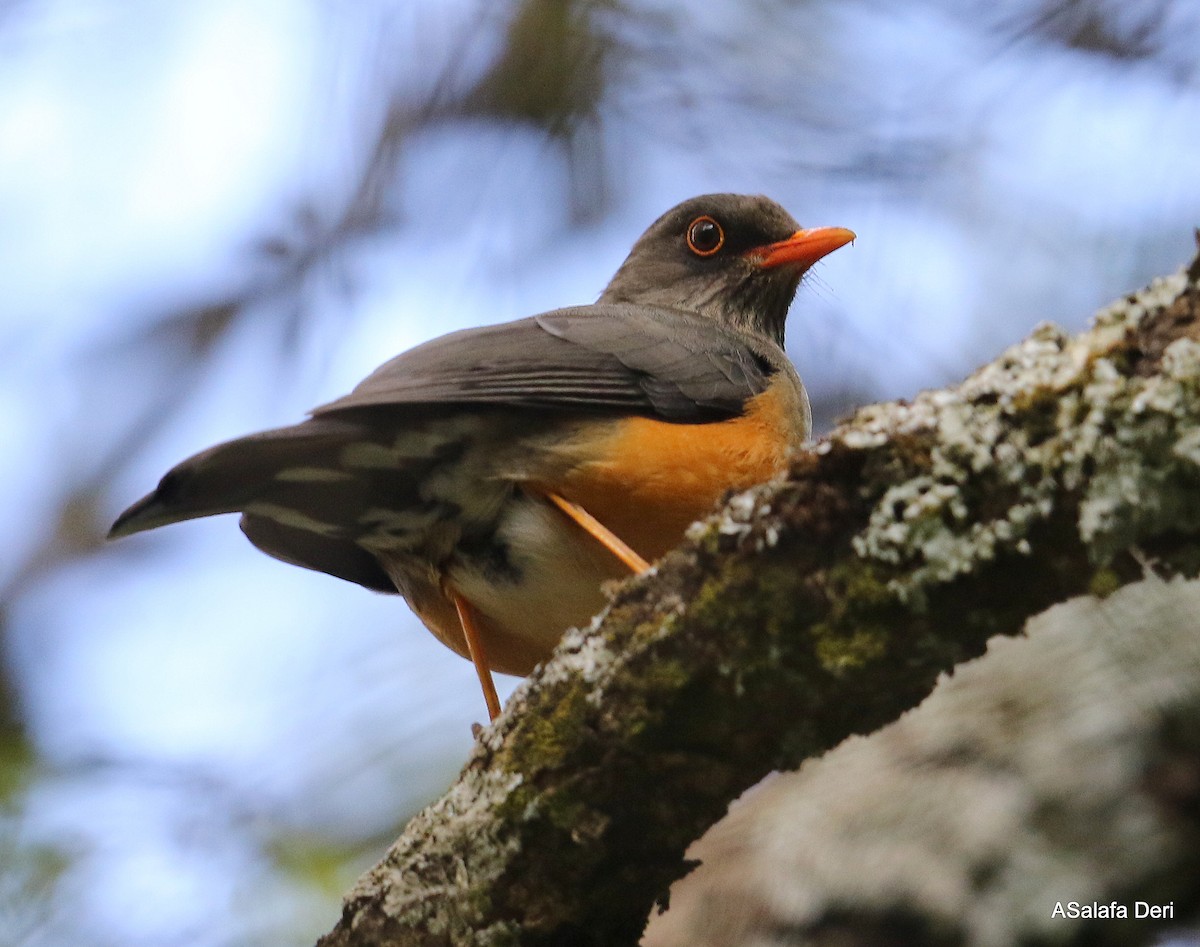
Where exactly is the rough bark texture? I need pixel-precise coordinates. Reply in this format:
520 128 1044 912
318 241 1200 947
643 576 1200 947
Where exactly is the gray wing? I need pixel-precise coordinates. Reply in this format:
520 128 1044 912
312 304 775 423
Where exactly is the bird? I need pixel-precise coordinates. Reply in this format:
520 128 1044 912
109 194 854 722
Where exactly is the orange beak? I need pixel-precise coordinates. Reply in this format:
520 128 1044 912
750 226 856 269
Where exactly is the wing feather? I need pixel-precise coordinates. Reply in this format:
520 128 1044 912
313 304 774 423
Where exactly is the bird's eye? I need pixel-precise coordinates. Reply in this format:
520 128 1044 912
686 216 724 257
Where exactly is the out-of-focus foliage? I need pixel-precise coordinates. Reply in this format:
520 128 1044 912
1 0 1198 943
0 822 67 945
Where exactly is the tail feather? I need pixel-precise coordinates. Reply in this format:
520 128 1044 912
108 418 367 540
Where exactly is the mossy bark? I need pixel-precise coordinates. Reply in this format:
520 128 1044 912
317 241 1200 947
643 576 1200 947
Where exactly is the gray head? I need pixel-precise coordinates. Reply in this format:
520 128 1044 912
600 193 854 347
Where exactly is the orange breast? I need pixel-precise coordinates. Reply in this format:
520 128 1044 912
556 381 803 561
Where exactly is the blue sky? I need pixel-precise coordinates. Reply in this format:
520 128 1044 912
2 1 1199 944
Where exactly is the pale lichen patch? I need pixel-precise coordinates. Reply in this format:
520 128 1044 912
1092 269 1190 331
687 485 777 552
846 266 1198 602
349 763 527 930
534 616 618 690
1077 336 1200 557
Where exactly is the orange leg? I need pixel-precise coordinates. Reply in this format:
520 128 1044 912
449 588 502 722
540 490 651 575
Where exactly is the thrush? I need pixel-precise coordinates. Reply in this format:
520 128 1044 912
109 194 854 721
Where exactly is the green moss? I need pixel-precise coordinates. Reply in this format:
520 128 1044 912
810 559 898 673
536 785 593 835
630 657 690 698
1088 567 1122 599
828 559 896 610
689 524 724 557
686 561 762 631
499 685 593 777
491 778 536 831
810 623 890 672
616 609 681 656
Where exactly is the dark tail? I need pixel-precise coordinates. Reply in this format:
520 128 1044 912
108 418 364 540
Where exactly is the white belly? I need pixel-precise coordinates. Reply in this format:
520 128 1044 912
449 494 626 661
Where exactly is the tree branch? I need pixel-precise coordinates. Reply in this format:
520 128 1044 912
644 574 1200 946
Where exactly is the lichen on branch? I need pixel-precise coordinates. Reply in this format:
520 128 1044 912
846 268 1200 602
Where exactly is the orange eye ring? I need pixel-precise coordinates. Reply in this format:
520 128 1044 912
686 216 725 257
